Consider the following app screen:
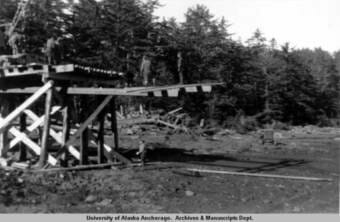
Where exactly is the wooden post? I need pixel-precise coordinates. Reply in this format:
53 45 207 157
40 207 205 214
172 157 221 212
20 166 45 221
110 98 119 151
19 113 27 161
0 97 9 158
97 109 105 164
60 104 70 167
80 97 89 165
80 127 89 165
38 81 54 168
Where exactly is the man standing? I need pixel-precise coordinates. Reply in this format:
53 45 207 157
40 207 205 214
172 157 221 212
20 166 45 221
136 140 147 166
140 55 151 86
46 35 56 65
8 32 20 55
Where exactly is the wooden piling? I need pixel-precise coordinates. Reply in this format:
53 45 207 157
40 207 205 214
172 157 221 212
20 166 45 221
80 98 89 165
97 109 105 164
80 127 89 165
19 113 27 161
110 98 119 151
0 96 9 158
38 81 54 168
60 104 70 167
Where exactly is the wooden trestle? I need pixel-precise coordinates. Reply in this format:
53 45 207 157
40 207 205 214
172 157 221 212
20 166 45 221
0 64 221 169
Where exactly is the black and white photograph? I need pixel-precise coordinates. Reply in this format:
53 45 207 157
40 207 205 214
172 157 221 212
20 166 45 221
0 0 339 218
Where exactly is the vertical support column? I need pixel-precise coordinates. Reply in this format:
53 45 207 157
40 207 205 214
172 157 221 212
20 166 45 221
0 96 9 158
80 127 89 165
38 81 54 168
110 97 119 151
19 113 27 161
80 97 89 165
97 109 105 164
60 103 70 167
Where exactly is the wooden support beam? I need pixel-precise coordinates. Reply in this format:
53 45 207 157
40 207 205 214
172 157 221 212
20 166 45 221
19 113 27 161
97 110 105 164
54 96 113 161
104 144 131 165
61 105 70 167
39 83 54 168
22 109 80 160
80 127 89 165
110 98 119 151
0 97 9 158
88 133 131 165
0 81 53 133
0 119 58 165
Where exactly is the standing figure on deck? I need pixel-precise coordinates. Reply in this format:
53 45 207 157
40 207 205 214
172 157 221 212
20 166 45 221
140 55 151 86
8 32 21 55
45 35 56 65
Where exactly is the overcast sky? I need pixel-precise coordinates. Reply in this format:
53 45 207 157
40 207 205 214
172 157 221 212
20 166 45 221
153 0 339 53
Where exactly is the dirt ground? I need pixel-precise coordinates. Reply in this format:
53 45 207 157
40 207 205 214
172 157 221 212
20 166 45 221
0 127 339 213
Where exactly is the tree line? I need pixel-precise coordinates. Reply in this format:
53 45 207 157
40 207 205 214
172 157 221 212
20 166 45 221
0 0 339 127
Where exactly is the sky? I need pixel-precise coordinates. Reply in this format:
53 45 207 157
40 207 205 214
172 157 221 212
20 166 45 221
153 0 340 53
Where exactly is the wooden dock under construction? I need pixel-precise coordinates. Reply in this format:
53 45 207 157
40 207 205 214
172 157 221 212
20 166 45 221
0 63 221 169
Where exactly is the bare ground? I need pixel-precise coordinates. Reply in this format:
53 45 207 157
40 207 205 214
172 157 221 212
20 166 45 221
0 129 339 213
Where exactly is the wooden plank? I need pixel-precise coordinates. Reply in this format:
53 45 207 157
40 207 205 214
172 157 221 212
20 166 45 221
0 81 53 133
34 162 126 173
39 85 54 168
0 83 222 96
185 86 198 93
202 85 212 92
167 89 179 97
186 168 333 182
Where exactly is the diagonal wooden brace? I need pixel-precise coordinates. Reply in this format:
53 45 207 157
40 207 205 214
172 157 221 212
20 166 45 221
9 106 62 148
23 109 80 160
0 81 53 133
54 96 113 160
0 117 57 165
88 132 131 164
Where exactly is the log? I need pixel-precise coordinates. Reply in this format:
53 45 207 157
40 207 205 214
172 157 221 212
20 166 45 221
185 168 333 182
167 107 182 115
33 162 131 173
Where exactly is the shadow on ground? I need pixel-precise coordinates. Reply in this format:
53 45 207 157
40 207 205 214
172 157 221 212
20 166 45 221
120 143 308 173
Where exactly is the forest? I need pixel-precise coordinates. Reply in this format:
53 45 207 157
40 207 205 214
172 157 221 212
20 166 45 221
0 0 339 128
